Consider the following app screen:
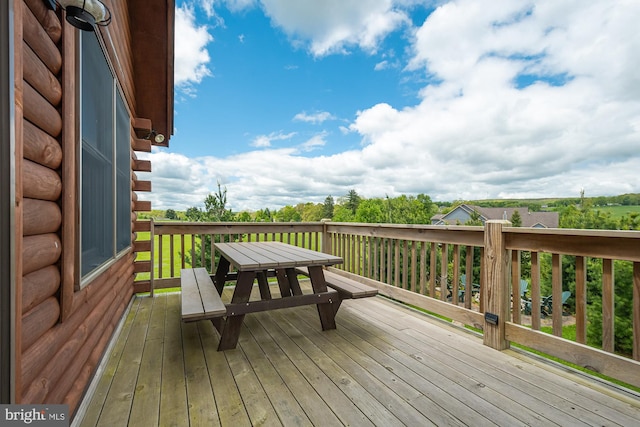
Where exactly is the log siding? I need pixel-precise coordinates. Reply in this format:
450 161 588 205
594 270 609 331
13 0 173 417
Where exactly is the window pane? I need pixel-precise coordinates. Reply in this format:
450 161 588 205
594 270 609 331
116 91 131 252
81 32 114 277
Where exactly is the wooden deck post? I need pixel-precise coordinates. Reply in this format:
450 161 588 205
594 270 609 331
482 220 511 350
321 219 331 255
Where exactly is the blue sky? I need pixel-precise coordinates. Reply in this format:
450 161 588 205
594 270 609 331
173 2 429 159
142 0 640 212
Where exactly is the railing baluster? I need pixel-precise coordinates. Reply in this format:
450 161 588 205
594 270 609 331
158 235 163 279
440 243 448 301
511 250 521 323
402 240 408 290
531 251 541 330
452 244 460 305
464 246 473 308
420 242 427 295
170 233 175 278
411 241 417 293
552 253 563 336
191 234 196 267
180 234 185 269
430 242 437 297
602 258 615 352
575 256 587 343
634 262 640 361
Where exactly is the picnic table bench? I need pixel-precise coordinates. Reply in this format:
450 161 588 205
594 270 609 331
181 268 226 322
295 266 378 311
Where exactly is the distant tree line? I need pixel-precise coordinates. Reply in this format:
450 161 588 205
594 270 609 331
159 190 640 231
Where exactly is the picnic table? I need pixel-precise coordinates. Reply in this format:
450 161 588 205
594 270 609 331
196 242 343 350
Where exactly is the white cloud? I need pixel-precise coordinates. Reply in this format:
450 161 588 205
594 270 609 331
293 111 336 124
259 0 410 56
300 133 328 151
374 60 389 71
174 4 213 93
199 0 215 18
250 131 297 148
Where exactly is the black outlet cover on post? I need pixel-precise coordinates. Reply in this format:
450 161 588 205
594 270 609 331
485 312 499 325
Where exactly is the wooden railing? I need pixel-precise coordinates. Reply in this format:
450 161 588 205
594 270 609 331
145 220 640 389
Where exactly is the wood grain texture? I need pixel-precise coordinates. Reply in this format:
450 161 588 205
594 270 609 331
22 265 60 314
22 233 61 276
22 158 61 201
23 0 61 43
21 296 60 351
482 220 510 350
23 198 61 236
22 40 61 105
21 0 61 73
78 292 640 427
23 82 61 137
23 120 62 169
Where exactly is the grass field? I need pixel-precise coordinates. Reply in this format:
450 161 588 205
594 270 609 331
134 232 194 280
596 205 640 219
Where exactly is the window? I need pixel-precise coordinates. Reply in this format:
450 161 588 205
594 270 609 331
80 31 131 279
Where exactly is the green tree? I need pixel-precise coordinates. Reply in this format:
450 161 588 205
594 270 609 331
165 208 177 220
586 260 634 356
465 209 483 226
355 198 386 223
185 206 203 221
510 210 522 227
275 205 302 222
387 194 436 224
254 208 272 222
203 181 233 221
332 204 355 222
299 202 323 221
235 211 252 222
322 195 335 219
343 189 361 214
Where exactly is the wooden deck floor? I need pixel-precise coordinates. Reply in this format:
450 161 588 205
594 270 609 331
76 287 640 426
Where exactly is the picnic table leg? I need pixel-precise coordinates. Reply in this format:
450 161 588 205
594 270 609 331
213 256 230 294
308 266 337 330
256 271 272 300
275 269 292 297
218 271 256 351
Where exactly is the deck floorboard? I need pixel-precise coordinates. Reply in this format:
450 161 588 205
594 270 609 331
77 287 640 427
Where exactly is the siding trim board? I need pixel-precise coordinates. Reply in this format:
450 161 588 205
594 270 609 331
1 0 16 404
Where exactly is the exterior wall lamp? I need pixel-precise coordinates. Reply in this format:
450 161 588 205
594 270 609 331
44 0 112 32
147 130 166 144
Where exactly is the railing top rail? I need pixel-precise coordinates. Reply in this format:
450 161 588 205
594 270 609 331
152 221 325 235
325 222 485 246
505 227 640 262
504 226 640 238
154 221 327 226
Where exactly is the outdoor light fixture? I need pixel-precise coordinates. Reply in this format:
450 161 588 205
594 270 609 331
145 130 165 144
55 0 112 31
153 133 165 144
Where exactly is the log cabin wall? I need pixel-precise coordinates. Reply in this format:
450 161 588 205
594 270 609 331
16 0 156 415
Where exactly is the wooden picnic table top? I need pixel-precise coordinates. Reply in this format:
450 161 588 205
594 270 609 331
215 241 342 271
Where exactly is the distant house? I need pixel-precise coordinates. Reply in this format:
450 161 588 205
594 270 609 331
431 204 559 228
